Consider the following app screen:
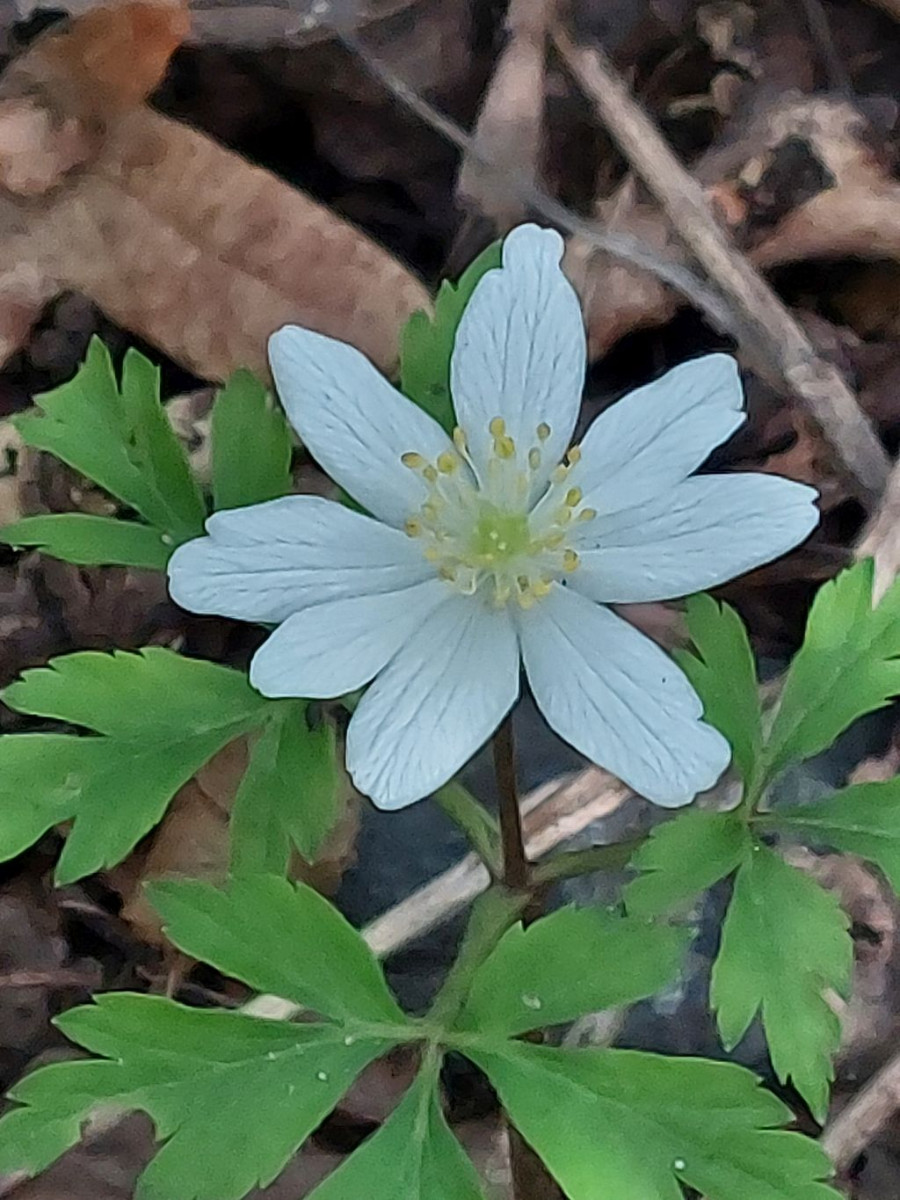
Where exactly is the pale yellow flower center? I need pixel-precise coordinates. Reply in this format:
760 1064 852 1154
401 418 596 609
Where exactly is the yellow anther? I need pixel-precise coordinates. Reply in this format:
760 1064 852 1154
537 422 551 441
567 445 582 465
578 507 597 522
401 451 426 469
563 549 580 571
424 547 440 562
551 464 569 485
533 578 553 598
544 531 565 549
517 590 537 610
556 507 573 526
517 575 531 592
439 564 457 582
495 435 516 460
437 451 458 474
489 416 506 438
565 487 583 508
453 426 468 452
528 447 541 471
405 518 422 537
423 465 438 483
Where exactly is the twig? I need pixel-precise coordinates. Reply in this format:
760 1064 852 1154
821 1049 900 1170
552 26 890 505
241 765 634 1020
336 28 734 332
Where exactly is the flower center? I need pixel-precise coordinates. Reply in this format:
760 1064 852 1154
401 418 596 609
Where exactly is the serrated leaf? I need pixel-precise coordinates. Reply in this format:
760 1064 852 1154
230 704 339 875
399 241 501 431
624 810 751 918
211 370 293 511
0 649 268 883
711 844 852 1120
468 1042 838 1200
148 875 406 1025
0 994 392 1200
309 1062 485 1200
766 559 900 779
762 777 900 893
454 906 687 1037
14 339 205 544
677 594 762 784
0 514 171 569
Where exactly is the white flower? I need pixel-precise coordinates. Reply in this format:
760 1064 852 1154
168 224 818 811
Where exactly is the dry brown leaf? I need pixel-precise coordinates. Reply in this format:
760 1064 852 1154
0 3 430 380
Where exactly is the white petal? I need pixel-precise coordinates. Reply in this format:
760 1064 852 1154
572 473 819 604
168 495 430 623
249 578 448 699
576 354 745 515
450 225 585 488
269 327 458 528
346 596 519 810
519 586 729 806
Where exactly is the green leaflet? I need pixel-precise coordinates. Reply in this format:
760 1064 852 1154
467 1042 838 1200
148 876 406 1024
711 844 852 1121
399 241 501 431
624 810 751 918
0 649 339 883
308 1060 485 1200
15 339 205 546
677 594 763 786
211 369 293 511
766 559 900 779
0 996 391 1200
453 905 687 1037
760 777 900 892
0 514 171 569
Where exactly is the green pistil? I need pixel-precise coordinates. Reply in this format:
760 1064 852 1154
469 504 530 564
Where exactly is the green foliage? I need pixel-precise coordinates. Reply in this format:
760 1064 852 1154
677 594 763 785
399 241 501 431
0 514 171 569
16 339 205 548
149 876 405 1024
211 369 293 511
467 1043 838 1200
0 649 338 884
308 1060 486 1200
761 777 900 893
624 810 750 918
454 905 688 1037
7 342 290 569
711 844 852 1121
766 559 900 779
0 879 837 1200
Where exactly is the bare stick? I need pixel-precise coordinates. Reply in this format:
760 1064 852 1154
552 26 889 504
822 1051 900 1170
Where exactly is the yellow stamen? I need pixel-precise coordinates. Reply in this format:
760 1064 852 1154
489 416 506 438
565 487 583 507
528 447 541 471
563 549 580 571
437 451 458 474
495 435 516 459
405 518 422 537
551 464 569 485
567 445 582 465
578 508 597 522
423 465 439 483
537 422 551 441
453 426 468 452
401 451 426 469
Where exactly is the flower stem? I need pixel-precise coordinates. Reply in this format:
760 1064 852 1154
493 713 530 892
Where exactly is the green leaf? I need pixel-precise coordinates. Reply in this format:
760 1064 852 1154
0 994 392 1200
677 594 762 784
0 649 268 883
399 241 502 431
766 559 900 779
454 906 687 1037
624 810 751 918
15 339 205 543
229 704 339 874
762 778 900 892
148 875 407 1025
711 844 852 1121
468 1042 838 1200
309 1059 485 1200
211 369 293 511
0 514 171 569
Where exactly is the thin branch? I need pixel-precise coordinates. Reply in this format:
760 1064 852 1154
336 28 734 331
821 1049 900 1170
552 26 890 504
